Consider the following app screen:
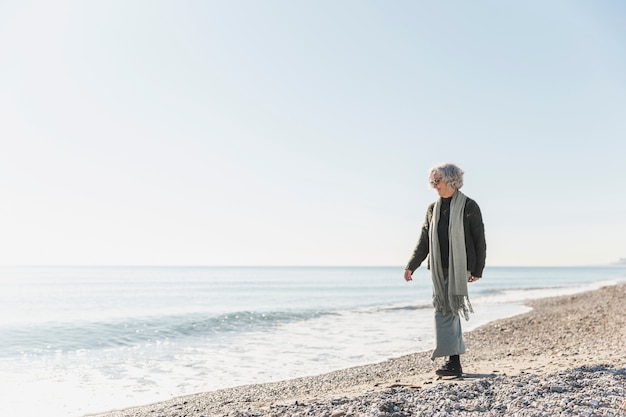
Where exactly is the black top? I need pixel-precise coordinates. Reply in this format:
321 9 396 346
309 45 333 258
437 197 452 268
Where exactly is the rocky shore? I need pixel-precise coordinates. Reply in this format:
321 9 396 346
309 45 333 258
92 284 626 417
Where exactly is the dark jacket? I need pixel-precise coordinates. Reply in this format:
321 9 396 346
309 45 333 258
405 197 486 277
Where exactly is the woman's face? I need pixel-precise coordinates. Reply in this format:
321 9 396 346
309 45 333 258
431 174 455 198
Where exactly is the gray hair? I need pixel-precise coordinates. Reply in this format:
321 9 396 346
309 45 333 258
429 163 464 190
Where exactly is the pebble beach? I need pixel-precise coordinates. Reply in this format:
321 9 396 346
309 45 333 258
91 283 626 417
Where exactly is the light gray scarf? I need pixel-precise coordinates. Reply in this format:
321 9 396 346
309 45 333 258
429 190 473 320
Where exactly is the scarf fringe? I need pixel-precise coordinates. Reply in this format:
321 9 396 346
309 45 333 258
451 295 473 321
432 294 473 321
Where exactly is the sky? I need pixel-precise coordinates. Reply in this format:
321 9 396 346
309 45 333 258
1 1 625 267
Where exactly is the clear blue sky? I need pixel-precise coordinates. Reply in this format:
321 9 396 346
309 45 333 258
1 1 625 266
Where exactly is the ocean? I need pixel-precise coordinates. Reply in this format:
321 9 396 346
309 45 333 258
1 265 624 417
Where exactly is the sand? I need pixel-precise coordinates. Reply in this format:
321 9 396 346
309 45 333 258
90 283 626 417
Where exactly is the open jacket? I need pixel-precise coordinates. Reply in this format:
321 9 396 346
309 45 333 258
405 197 486 278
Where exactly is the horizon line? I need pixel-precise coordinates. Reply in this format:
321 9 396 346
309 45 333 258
0 263 622 268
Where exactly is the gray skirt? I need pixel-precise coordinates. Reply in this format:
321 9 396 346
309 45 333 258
431 271 466 359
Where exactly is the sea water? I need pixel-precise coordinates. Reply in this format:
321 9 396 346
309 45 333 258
0 265 624 417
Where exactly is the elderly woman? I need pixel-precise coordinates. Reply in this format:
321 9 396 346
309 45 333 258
404 163 486 377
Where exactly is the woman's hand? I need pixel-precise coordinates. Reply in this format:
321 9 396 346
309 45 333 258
468 275 480 283
404 270 413 282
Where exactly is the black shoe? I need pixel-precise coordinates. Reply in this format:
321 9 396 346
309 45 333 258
435 360 462 377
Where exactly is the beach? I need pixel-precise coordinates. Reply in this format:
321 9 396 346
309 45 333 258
91 283 626 417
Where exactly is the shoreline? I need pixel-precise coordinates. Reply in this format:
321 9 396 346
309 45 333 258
91 283 626 417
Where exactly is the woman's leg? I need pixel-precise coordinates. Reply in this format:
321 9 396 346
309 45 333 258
432 308 466 359
431 272 465 375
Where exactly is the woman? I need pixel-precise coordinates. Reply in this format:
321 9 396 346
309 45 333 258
404 163 486 377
